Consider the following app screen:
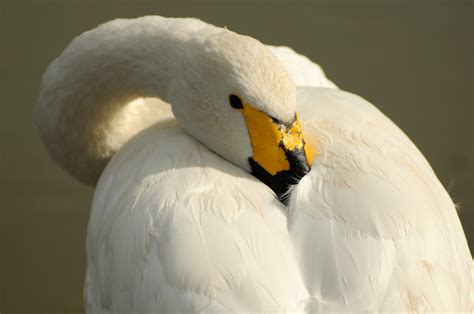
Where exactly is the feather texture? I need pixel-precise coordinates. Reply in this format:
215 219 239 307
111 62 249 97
85 87 472 312
85 120 308 313
289 87 472 312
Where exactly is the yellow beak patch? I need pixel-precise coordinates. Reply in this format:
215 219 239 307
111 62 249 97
239 103 314 175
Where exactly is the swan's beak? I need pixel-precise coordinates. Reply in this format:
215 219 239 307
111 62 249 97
239 104 315 204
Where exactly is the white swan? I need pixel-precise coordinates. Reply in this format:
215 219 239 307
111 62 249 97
36 16 473 313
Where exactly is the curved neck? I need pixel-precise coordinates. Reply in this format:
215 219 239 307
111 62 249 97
36 17 213 184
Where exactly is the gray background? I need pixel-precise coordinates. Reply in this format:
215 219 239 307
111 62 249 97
1 0 472 312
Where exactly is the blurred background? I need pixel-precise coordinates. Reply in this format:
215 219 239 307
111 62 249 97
0 0 472 312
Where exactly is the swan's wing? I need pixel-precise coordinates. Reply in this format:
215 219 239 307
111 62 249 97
85 120 307 313
290 87 472 312
267 45 338 89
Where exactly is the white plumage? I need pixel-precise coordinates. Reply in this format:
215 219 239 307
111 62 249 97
85 120 308 313
36 16 473 313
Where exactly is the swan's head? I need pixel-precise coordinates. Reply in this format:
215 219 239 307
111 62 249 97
168 30 314 201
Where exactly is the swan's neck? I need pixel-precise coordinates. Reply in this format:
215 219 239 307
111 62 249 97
36 17 214 185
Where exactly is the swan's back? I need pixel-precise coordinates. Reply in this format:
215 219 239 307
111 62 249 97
291 87 473 311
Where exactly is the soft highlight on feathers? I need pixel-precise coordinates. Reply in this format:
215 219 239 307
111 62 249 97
35 16 202 184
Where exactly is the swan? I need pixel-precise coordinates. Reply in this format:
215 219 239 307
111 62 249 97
36 16 473 313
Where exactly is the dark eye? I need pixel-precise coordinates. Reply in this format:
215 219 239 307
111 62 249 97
229 94 243 109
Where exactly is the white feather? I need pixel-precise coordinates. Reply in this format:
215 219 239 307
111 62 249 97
85 120 308 313
290 87 472 311
267 45 338 89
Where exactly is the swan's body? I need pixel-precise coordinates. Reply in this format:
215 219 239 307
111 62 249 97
36 16 472 313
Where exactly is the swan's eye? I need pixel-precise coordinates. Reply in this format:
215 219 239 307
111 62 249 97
229 94 243 109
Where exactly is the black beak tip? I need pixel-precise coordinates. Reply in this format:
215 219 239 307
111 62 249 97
249 148 310 205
